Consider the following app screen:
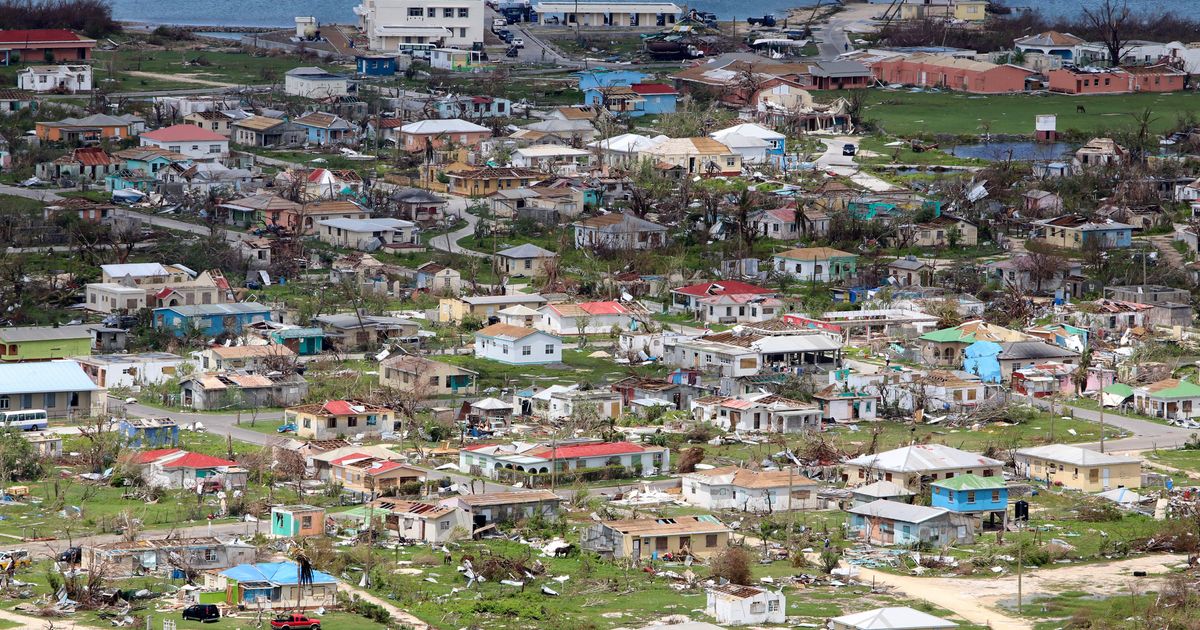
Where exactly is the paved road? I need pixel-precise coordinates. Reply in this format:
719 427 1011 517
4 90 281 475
807 2 883 60
427 197 490 258
114 208 249 245
1026 396 1194 452
815 137 897 192
0 182 65 202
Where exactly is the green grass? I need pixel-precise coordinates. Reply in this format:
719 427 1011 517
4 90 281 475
858 136 989 167
0 194 44 213
91 47 348 92
819 89 1200 136
1146 448 1200 475
439 349 661 389
94 611 386 630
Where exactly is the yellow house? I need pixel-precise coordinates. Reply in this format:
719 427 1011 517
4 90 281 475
582 515 731 560
640 137 742 176
899 0 987 22
437 294 548 323
1014 445 1141 492
955 0 988 21
444 164 547 197
910 215 978 248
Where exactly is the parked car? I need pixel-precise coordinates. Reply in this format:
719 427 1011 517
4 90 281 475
842 143 857 156
58 547 82 564
182 604 220 623
271 614 321 629
512 37 525 48
506 46 520 58
493 17 507 28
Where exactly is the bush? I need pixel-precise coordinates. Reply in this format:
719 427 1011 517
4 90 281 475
678 447 705 474
819 548 841 574
709 547 753 585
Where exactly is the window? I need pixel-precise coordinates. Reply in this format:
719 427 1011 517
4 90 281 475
301 515 313 529
458 7 469 17
366 415 377 426
408 7 422 16
208 144 221 153
459 27 466 37
440 520 450 531
443 8 454 17
203 548 218 561
427 7 436 16
327 418 337 428
522 345 532 356
967 491 976 504
0 396 7 410
705 534 718 547
168 145 181 152
44 392 56 407
303 418 311 428
347 416 358 427
502 345 509 354
524 259 532 269
768 600 780 612
545 344 554 354
725 157 735 167
991 490 1000 502
655 537 668 551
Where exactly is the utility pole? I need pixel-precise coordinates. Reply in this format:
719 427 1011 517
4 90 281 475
1016 541 1023 613
1099 404 1106 453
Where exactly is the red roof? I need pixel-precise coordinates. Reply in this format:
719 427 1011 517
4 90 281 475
377 118 405 129
673 280 774 297
363 460 411 475
630 83 678 95
133 448 182 464
580 301 629 315
330 452 371 466
141 124 226 142
73 147 113 167
322 400 356 415
529 441 645 459
0 29 87 45
160 452 237 469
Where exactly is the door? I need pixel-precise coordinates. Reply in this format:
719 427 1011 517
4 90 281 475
1102 467 1110 487
632 539 641 558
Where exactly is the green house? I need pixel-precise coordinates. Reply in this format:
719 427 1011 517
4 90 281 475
270 327 325 356
0 326 93 362
270 505 326 538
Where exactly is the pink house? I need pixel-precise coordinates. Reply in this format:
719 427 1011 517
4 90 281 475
398 119 492 153
1011 362 1076 398
870 53 1032 94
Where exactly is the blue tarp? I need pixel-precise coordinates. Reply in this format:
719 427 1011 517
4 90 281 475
962 341 1002 383
219 562 337 586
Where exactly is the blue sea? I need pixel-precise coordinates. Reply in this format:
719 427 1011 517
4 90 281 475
109 0 1195 28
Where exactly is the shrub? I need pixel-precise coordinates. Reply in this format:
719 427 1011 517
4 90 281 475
678 447 705 473
709 547 753 585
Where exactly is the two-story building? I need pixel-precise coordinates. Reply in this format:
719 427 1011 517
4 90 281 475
474 323 562 364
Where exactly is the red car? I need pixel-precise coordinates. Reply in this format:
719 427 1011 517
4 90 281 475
270 614 321 629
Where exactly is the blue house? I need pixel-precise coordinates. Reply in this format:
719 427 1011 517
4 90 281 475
217 562 338 609
119 417 179 447
576 69 648 92
847 499 975 546
931 474 1008 514
116 147 188 175
105 169 158 193
153 303 273 337
356 55 397 76
293 112 354 146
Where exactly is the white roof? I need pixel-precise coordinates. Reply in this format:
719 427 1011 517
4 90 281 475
1015 444 1141 466
1096 487 1144 504
317 218 414 232
852 480 914 498
847 499 950 524
750 333 842 354
498 305 542 316
845 444 1002 473
401 119 490 134
588 133 666 153
515 145 591 158
708 132 771 150
101 262 171 278
712 122 785 142
471 397 512 411
831 606 958 630
534 1 681 13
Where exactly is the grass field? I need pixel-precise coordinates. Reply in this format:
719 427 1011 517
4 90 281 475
89 48 347 92
440 349 662 390
819 89 1200 136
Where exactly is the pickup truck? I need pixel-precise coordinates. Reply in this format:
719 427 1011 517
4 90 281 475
270 614 321 629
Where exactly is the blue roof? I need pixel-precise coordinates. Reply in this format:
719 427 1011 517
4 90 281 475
155 303 272 317
219 562 337 586
0 360 102 396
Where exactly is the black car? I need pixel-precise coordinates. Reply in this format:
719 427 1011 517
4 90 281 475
57 547 82 564
183 604 221 623
506 46 520 58
842 143 857 156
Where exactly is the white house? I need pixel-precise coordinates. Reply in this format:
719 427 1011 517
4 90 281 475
474 322 562 364
573 212 668 251
830 606 958 630
842 444 1003 491
18 65 92 93
693 392 823 434
74 352 190 389
712 123 784 156
284 67 350 98
588 133 666 168
357 0 486 50
537 301 634 335
683 467 821 512
706 584 785 626
511 145 592 174
140 125 229 160
316 218 418 250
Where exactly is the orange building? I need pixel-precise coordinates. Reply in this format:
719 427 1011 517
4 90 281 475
1048 64 1186 94
0 29 95 65
36 113 139 142
870 54 1033 94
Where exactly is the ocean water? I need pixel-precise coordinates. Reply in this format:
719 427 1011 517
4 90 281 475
109 0 1196 28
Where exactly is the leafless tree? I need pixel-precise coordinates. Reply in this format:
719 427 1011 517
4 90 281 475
1083 0 1133 66
1017 251 1069 294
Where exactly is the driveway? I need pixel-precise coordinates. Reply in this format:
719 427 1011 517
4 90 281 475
815 137 897 192
805 3 885 60
427 196 490 258
115 208 249 245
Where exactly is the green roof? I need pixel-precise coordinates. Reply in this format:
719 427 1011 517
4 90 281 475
919 326 974 343
931 474 1006 491
1103 383 1133 398
1146 379 1200 399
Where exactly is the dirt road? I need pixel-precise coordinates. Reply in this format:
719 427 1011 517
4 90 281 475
123 71 237 87
853 553 1185 630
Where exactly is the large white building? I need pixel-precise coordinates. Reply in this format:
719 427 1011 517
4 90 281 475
356 0 486 51
682 467 820 512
